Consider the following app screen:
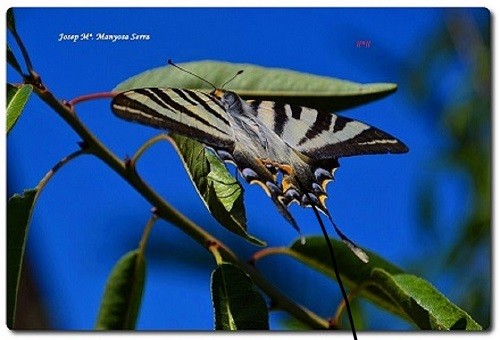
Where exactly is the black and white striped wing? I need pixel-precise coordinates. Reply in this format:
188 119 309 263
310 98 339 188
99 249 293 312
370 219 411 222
112 88 235 149
248 100 408 160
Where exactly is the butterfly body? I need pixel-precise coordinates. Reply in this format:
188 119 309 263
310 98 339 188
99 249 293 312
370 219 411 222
112 87 408 231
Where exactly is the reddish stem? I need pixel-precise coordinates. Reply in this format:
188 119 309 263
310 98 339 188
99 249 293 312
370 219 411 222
67 91 117 108
250 246 287 264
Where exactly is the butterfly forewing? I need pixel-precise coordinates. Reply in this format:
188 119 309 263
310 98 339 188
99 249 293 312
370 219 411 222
112 88 235 149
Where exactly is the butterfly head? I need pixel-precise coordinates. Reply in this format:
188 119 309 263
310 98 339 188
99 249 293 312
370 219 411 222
212 89 242 111
167 60 245 112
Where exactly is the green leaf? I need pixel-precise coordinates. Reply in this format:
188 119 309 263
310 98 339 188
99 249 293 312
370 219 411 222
7 8 16 33
114 60 397 112
283 236 482 330
169 134 265 246
7 84 33 135
211 263 269 330
280 316 311 330
95 250 146 330
288 236 404 319
7 83 17 103
371 269 482 330
348 298 367 331
7 189 37 329
7 45 23 75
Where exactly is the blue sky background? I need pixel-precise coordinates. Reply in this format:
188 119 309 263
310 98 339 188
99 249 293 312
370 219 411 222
7 8 490 330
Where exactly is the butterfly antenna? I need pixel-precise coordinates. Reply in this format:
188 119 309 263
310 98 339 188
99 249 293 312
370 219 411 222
221 70 244 89
168 59 217 90
294 179 358 339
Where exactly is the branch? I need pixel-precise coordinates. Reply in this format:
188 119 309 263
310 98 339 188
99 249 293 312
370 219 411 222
27 83 329 330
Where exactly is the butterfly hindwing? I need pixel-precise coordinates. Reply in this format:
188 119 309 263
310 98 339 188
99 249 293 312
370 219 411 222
248 100 408 160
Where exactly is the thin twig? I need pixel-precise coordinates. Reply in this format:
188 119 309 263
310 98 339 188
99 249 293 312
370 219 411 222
7 23 40 86
35 148 86 194
250 246 289 264
208 241 224 265
332 281 371 328
138 211 158 257
9 31 33 76
67 91 117 108
130 134 172 169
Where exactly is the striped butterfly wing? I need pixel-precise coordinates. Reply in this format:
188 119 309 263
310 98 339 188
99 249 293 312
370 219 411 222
248 100 409 160
245 99 408 220
112 88 235 149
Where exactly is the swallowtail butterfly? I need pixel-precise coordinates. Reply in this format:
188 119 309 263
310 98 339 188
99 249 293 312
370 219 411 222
111 62 408 262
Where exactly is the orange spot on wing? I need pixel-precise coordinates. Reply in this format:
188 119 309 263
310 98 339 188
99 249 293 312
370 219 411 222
278 164 293 175
321 179 332 191
282 176 293 192
319 194 328 207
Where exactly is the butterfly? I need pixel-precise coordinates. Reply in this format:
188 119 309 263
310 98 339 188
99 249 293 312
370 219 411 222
111 62 408 262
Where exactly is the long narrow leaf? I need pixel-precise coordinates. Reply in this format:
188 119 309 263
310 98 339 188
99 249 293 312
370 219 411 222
279 236 481 330
7 189 37 329
95 250 146 330
169 134 265 246
114 60 397 112
7 84 33 134
211 263 269 330
371 269 482 330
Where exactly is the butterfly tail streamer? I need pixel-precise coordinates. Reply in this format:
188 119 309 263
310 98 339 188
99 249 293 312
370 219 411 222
270 194 301 233
294 177 358 339
324 212 370 264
